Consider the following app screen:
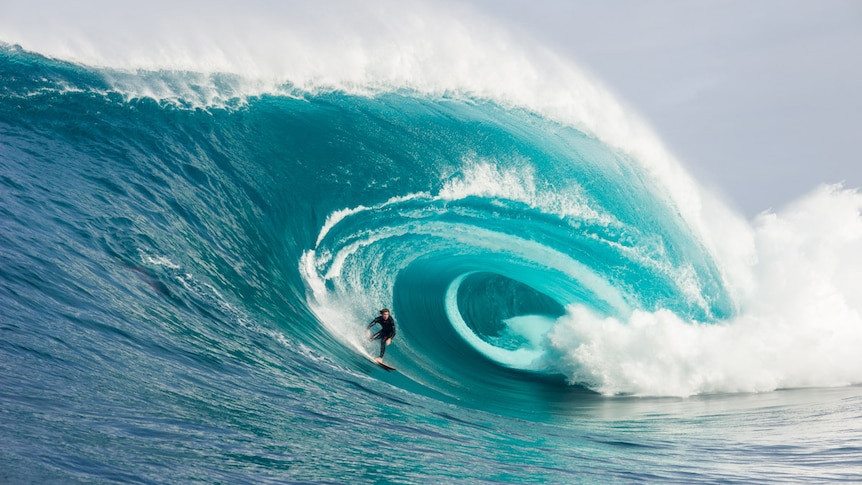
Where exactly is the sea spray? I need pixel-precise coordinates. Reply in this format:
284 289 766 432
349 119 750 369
547 184 862 396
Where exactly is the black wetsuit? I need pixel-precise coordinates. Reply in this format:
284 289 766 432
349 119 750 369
367 315 396 358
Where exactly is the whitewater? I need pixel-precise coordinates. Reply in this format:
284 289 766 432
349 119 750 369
2 1 861 483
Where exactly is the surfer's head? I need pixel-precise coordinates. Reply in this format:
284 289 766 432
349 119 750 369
379 308 390 316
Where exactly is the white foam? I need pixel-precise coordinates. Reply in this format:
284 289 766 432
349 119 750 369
440 159 615 225
139 251 180 270
547 184 862 396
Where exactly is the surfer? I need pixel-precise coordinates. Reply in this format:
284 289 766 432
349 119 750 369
367 308 396 363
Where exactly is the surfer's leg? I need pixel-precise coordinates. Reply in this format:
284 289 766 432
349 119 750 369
378 338 386 358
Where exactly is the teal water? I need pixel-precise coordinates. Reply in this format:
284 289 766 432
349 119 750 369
2 45 862 483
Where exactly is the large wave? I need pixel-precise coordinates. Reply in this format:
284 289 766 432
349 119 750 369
2 0 861 399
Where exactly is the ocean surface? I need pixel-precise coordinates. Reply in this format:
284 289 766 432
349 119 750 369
2 29 862 484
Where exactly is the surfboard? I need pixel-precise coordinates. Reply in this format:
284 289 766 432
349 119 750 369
365 352 396 371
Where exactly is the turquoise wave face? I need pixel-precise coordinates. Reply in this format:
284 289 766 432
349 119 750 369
5 20 862 482
0 46 732 408
294 93 733 403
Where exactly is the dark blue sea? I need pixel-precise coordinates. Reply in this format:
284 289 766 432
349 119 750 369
2 42 862 483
